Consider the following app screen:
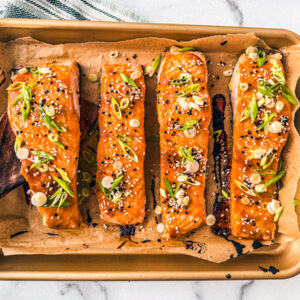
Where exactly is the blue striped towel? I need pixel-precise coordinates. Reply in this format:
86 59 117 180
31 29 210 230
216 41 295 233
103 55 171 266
0 0 145 22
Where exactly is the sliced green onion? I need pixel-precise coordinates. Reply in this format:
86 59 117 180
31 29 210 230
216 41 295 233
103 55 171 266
82 149 95 164
263 169 286 190
170 74 192 86
177 46 195 52
58 192 68 207
109 174 124 191
87 73 99 82
49 189 63 207
53 175 74 198
47 201 71 209
57 167 71 183
239 109 250 122
45 188 71 208
45 105 55 117
37 163 49 173
257 112 276 131
152 53 161 71
176 83 200 97
14 137 23 153
7 81 23 91
184 177 200 186
120 97 130 109
48 132 58 142
81 187 90 198
257 81 274 97
274 206 283 222
280 85 297 105
178 146 194 167
221 189 229 199
179 120 198 131
51 122 67 133
119 72 139 89
248 94 258 123
38 104 66 132
174 183 181 197
144 54 161 77
257 48 266 67
294 198 299 207
81 171 93 184
253 168 276 176
210 129 223 138
30 68 41 77
261 152 275 169
272 69 285 85
32 150 55 160
49 187 63 200
48 133 65 150
164 177 174 199
112 97 122 119
30 159 49 170
98 179 110 200
235 180 257 197
116 134 138 162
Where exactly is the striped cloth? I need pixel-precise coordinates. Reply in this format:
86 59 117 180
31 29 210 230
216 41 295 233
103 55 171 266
0 0 145 22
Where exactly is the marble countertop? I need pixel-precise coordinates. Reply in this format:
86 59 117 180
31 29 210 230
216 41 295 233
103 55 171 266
1 0 300 299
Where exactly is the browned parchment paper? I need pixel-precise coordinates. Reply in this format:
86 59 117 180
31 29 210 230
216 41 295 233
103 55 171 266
0 33 299 263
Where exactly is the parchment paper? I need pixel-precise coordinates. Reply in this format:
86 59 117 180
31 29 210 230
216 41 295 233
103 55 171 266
0 33 299 263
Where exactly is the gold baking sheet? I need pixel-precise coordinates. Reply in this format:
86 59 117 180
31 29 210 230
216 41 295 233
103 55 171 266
0 19 300 280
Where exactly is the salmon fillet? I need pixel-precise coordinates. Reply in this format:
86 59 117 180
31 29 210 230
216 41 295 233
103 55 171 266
230 48 294 240
157 46 211 238
7 61 82 229
96 64 146 225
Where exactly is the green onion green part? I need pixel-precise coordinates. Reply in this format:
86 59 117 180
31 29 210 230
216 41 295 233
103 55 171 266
57 167 71 183
116 134 138 162
257 112 276 131
179 120 198 131
164 177 175 199
14 137 23 153
53 175 74 198
274 206 283 222
119 72 139 89
177 46 195 52
263 169 286 190
248 94 258 123
257 48 266 67
176 83 200 97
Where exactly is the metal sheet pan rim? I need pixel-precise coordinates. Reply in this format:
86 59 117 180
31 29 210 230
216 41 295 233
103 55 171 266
0 19 300 280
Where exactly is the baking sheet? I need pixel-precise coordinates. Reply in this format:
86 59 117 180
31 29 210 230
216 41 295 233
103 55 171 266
0 33 299 263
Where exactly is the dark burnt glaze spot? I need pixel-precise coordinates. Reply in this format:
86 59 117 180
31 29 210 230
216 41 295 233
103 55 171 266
119 225 135 236
252 240 263 249
10 230 28 238
151 178 157 209
86 209 92 224
211 94 231 237
258 265 279 275
225 237 245 256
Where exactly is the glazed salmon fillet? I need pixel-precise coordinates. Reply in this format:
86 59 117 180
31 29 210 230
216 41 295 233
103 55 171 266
230 47 296 240
157 46 211 238
96 64 146 225
7 61 82 229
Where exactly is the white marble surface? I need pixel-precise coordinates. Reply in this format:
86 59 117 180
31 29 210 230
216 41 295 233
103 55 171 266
1 0 300 299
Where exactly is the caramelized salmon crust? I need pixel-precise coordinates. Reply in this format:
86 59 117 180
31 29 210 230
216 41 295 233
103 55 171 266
157 47 211 238
96 64 146 225
7 61 82 229
230 48 293 240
